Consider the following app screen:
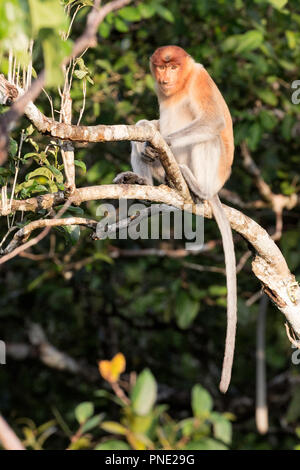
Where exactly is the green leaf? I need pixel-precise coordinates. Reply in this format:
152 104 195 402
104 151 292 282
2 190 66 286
75 402 94 424
26 167 53 182
74 69 88 80
48 181 58 193
267 0 288 10
99 22 111 38
179 417 198 437
28 138 39 152
64 205 84 216
211 414 232 444
174 291 199 329
118 7 141 22
222 35 239 53
114 17 129 33
94 252 114 264
259 110 277 131
28 0 69 35
76 57 86 71
155 5 174 23
86 76 94 85
74 160 87 173
246 122 262 151
235 30 264 54
63 224 81 245
131 369 157 416
191 385 213 417
81 414 104 434
281 114 294 141
46 164 64 183
223 30 264 54
285 30 297 49
95 440 130 450
42 36 72 87
0 168 12 177
96 59 112 72
8 138 18 158
257 88 278 106
208 285 227 297
23 152 40 160
137 3 156 19
26 125 35 136
277 59 296 71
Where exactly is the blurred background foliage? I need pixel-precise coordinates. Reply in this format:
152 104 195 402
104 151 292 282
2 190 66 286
0 0 300 449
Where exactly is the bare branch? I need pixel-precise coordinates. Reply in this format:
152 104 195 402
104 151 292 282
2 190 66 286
1 180 300 344
109 241 221 259
0 201 72 263
241 141 298 240
1 216 97 255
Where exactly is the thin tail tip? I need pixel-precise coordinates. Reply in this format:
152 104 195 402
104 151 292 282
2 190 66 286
219 378 230 394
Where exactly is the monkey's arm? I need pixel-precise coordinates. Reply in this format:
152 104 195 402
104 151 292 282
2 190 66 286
131 119 164 184
167 68 226 148
167 116 225 148
114 119 161 186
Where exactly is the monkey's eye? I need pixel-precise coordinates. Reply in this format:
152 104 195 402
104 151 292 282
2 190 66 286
157 65 165 71
171 65 178 70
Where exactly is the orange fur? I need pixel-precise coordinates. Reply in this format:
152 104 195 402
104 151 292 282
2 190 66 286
150 46 234 189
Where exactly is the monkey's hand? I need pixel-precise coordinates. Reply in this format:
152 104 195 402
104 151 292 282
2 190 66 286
113 171 149 185
141 142 160 163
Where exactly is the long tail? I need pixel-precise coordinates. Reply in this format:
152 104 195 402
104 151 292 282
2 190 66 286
209 194 237 393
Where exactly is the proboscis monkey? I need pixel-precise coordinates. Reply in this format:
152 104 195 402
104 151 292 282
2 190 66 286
114 45 237 393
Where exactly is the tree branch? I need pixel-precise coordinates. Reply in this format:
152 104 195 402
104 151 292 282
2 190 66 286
0 77 191 199
1 181 300 342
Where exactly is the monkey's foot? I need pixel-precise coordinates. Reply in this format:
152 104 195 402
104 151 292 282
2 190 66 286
113 171 148 185
141 142 160 163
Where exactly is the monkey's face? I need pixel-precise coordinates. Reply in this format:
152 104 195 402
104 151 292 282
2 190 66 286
150 46 193 97
153 63 182 96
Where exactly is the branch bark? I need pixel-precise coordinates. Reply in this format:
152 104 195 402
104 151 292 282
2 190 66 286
2 181 300 341
0 77 191 199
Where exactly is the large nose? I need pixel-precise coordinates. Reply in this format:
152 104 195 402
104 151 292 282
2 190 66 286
161 68 171 84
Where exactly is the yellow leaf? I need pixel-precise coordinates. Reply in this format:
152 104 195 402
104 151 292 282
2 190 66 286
68 437 91 450
98 353 126 383
126 432 147 450
101 421 127 435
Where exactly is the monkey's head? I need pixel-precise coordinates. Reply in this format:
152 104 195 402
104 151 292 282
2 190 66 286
150 46 193 97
